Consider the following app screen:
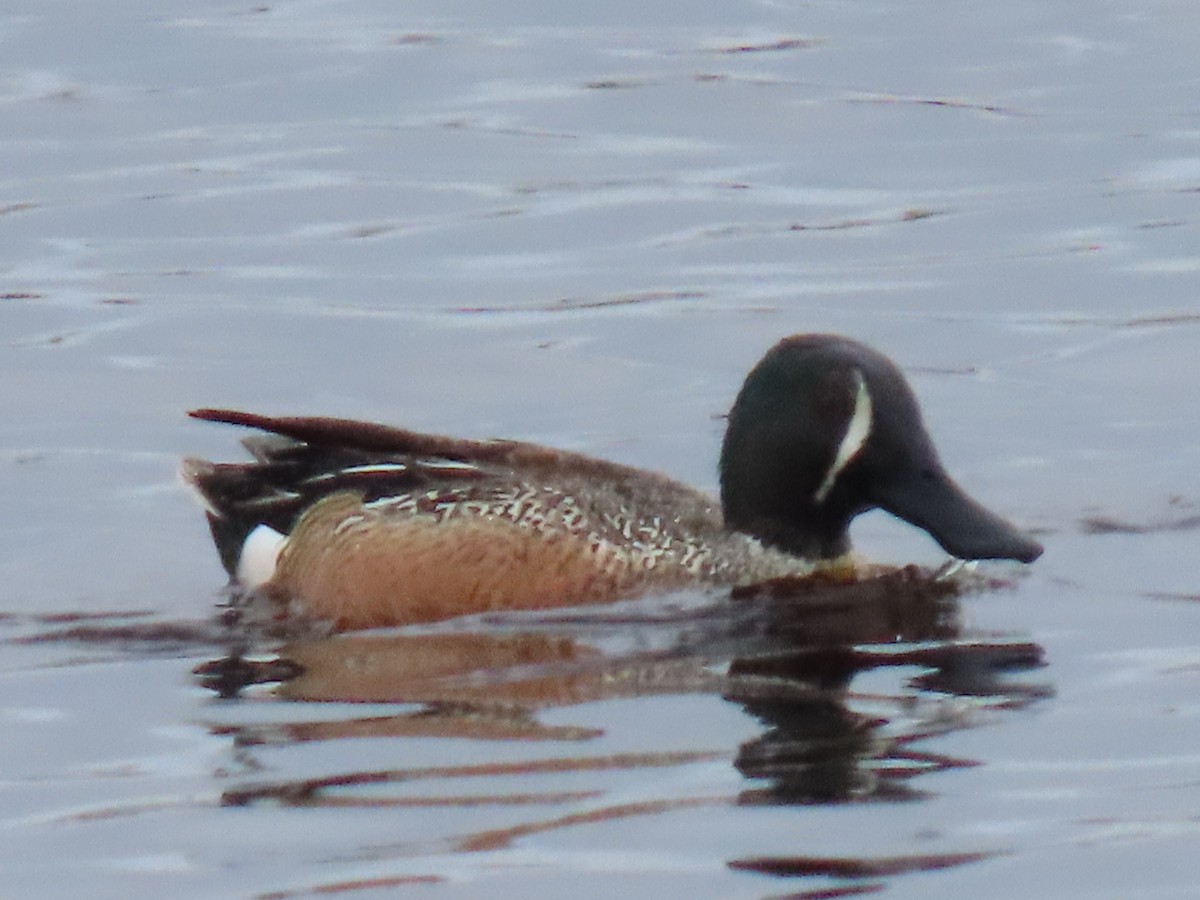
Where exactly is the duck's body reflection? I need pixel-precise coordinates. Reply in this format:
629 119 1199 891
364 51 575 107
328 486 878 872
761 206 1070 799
199 567 1046 805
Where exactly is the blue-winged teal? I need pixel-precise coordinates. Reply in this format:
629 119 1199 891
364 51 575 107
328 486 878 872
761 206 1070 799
183 334 1041 630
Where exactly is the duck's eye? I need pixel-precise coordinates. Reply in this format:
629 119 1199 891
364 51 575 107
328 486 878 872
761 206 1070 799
813 370 873 504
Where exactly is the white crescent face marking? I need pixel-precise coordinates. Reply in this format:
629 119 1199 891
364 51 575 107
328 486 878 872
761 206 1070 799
813 369 873 504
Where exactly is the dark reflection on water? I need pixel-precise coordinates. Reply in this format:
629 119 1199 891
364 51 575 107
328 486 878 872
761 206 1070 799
192 567 1048 884
6 567 1050 891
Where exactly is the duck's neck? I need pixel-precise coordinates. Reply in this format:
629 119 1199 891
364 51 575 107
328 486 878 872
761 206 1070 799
718 437 855 560
719 494 853 561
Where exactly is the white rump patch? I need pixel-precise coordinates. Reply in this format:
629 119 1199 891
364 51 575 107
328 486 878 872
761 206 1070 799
813 369 873 504
236 524 286 588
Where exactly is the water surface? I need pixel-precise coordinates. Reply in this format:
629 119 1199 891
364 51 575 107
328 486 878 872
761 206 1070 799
3 1 1200 897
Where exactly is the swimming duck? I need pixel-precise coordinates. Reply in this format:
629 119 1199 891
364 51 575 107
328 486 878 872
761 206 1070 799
183 334 1041 630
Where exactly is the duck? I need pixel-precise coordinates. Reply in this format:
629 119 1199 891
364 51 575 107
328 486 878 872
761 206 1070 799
183 333 1042 630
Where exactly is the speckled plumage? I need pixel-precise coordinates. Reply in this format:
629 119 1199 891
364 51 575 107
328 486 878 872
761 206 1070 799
272 481 819 629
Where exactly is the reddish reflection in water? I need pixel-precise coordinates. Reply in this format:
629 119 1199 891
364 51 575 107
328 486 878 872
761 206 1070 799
194 567 1048 844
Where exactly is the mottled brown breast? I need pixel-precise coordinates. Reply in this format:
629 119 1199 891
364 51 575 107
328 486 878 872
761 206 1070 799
268 488 716 630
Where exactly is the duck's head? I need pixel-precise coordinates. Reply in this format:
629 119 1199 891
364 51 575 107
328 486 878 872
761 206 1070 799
719 334 1043 563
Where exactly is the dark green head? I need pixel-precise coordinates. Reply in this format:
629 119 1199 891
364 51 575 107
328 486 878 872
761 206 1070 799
719 334 1043 563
